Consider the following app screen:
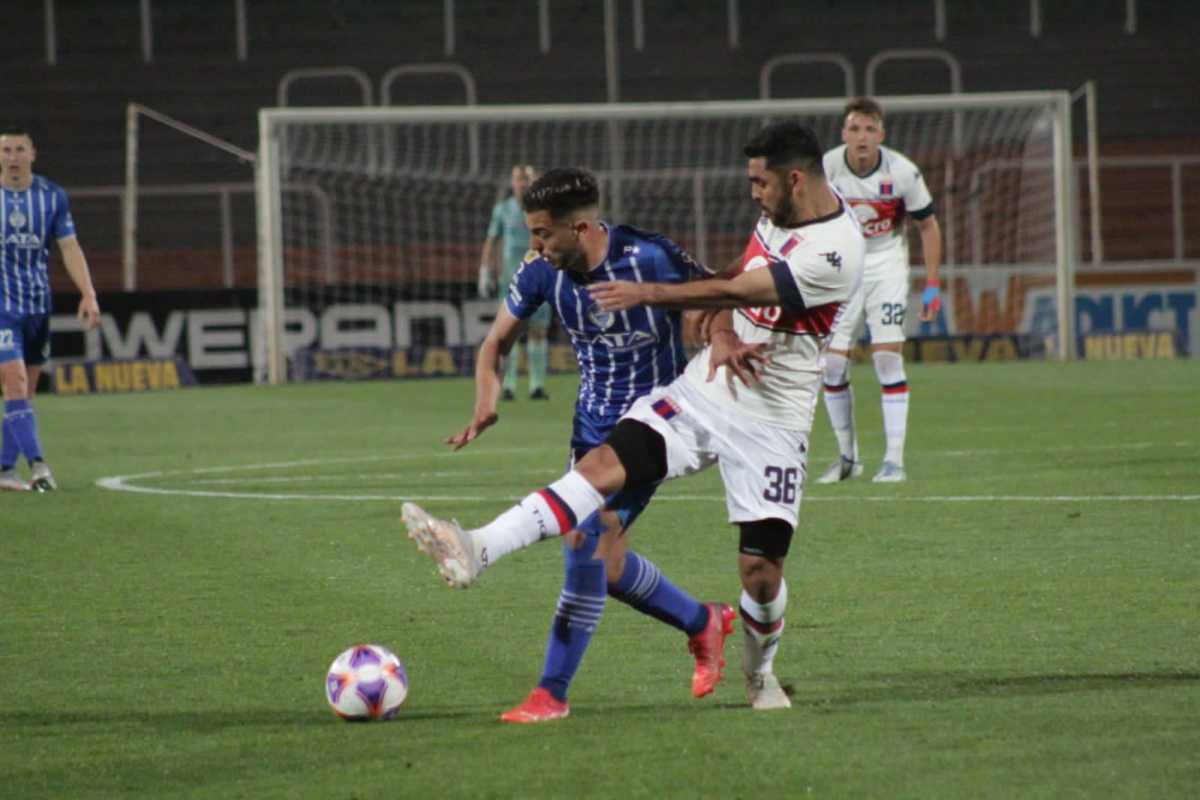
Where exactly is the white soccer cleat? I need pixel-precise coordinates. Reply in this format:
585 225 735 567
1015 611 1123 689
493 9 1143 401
745 672 792 710
401 502 483 588
872 461 906 483
30 462 57 492
815 455 863 485
0 469 30 491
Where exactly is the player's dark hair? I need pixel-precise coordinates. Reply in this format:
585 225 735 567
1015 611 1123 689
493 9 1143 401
522 167 600 219
843 96 885 123
743 121 824 176
0 124 35 141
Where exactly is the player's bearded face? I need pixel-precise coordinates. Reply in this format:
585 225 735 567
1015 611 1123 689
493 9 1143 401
749 160 798 227
525 211 587 272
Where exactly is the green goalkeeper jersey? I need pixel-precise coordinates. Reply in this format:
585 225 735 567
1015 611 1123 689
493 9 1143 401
487 195 531 287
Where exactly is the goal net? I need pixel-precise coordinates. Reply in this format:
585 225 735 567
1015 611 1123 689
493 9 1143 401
256 94 1074 384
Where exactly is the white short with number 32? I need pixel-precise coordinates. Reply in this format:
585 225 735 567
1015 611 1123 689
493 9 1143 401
829 252 910 350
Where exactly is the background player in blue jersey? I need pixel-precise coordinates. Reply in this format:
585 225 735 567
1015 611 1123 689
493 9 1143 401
477 164 550 401
418 167 739 723
0 126 100 492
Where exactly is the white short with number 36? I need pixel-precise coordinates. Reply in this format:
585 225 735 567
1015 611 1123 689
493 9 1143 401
620 377 809 527
829 252 910 350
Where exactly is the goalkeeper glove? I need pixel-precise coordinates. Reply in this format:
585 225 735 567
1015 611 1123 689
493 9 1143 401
921 280 942 318
477 265 495 299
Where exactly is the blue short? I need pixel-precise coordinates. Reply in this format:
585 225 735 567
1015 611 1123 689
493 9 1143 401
0 311 51 366
569 405 658 537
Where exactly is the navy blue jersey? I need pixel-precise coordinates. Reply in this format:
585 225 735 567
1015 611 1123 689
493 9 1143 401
1 176 75 316
506 224 711 445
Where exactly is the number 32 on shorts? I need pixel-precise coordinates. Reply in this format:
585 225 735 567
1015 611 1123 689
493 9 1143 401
763 466 799 504
880 302 906 326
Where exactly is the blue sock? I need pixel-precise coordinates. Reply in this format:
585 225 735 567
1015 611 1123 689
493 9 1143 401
609 551 709 636
1 412 18 470
4 399 43 466
537 536 607 703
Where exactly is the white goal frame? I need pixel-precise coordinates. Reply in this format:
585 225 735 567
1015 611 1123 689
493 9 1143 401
256 92 1076 384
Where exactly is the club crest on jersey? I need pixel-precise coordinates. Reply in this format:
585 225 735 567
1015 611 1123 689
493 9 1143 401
879 181 894 196
8 208 27 229
586 304 616 330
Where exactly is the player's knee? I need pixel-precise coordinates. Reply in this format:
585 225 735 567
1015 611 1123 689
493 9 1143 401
822 351 851 389
603 419 667 489
872 349 906 386
574 445 628 496
0 362 29 400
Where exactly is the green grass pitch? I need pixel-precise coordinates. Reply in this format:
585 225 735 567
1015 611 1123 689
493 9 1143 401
2 359 1198 798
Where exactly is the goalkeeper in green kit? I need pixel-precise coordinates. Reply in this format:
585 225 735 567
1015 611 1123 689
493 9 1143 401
477 164 550 400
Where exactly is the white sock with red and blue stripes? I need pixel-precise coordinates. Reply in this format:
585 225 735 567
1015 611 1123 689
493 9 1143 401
740 580 788 676
471 471 606 566
873 350 909 466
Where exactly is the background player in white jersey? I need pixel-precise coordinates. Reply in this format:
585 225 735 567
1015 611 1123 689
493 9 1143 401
436 167 737 723
477 164 551 401
404 122 864 710
0 126 100 492
817 97 943 484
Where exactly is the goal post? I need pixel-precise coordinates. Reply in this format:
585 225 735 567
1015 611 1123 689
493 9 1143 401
255 92 1075 385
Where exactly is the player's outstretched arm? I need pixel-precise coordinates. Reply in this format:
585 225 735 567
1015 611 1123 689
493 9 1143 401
58 235 100 330
447 305 525 451
916 214 943 321
589 267 780 312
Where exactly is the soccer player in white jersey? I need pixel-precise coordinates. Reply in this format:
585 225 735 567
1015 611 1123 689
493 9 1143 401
404 121 864 710
817 97 943 484
0 126 100 491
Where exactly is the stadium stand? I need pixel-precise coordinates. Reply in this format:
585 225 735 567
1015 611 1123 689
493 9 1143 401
8 0 1197 290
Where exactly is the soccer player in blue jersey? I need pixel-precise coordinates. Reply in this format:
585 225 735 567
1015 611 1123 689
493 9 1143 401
477 164 550 401
415 167 746 723
0 126 100 492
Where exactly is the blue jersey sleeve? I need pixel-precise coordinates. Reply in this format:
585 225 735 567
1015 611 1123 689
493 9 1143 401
52 185 77 240
503 252 551 320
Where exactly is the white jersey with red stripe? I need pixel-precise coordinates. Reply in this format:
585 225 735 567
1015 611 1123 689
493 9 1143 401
682 199 864 428
823 144 933 278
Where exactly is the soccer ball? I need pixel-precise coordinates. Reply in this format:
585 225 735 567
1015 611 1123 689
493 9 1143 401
324 644 409 721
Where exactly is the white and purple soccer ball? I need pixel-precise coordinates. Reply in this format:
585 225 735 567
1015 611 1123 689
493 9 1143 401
325 644 409 721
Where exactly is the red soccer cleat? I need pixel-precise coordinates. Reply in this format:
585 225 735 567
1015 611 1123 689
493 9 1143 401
688 602 735 698
499 687 570 724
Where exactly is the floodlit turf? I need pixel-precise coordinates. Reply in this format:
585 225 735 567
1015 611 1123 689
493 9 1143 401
2 359 1198 798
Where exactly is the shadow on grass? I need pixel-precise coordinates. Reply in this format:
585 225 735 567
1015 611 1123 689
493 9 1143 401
794 670 1200 712
0 706 498 731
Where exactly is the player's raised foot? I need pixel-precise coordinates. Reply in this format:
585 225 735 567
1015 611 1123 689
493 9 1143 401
0 469 30 491
688 602 735 698
401 502 482 588
745 672 792 710
30 462 57 492
499 687 569 724
815 455 863 485
872 461 906 483
529 387 549 401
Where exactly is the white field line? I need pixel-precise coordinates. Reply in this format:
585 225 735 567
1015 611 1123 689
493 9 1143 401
95 441 1200 504
95 474 1200 504
159 439 1194 487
